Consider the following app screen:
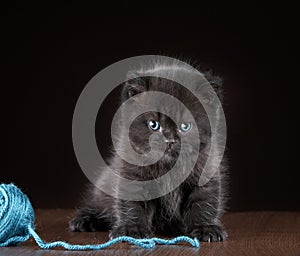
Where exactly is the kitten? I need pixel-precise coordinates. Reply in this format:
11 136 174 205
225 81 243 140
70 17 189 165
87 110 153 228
69 59 228 242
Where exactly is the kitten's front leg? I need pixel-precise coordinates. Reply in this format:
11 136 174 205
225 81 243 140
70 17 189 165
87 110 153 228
109 200 155 239
182 185 227 242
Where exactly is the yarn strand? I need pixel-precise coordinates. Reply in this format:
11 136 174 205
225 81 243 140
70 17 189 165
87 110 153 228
28 225 199 250
0 183 200 251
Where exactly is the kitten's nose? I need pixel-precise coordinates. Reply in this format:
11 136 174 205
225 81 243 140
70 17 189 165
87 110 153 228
165 139 176 150
165 139 175 143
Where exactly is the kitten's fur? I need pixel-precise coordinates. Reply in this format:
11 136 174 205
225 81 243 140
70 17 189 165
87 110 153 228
70 59 228 242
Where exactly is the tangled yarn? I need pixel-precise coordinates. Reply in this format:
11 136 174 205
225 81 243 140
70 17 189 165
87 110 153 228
0 183 200 250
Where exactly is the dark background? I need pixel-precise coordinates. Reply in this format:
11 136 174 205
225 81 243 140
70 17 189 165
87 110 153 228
2 3 298 211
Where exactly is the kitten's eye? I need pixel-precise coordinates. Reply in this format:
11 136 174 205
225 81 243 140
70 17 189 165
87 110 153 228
147 120 160 131
180 122 192 132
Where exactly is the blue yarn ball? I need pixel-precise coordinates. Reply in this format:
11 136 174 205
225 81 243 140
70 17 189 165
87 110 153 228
0 183 35 246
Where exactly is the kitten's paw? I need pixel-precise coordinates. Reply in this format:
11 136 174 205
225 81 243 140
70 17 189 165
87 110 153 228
189 225 228 242
69 216 97 232
109 225 153 239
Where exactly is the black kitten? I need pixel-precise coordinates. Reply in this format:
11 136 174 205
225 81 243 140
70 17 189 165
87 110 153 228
70 60 228 242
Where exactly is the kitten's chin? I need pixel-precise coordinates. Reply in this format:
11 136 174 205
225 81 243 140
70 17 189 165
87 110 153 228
160 151 178 163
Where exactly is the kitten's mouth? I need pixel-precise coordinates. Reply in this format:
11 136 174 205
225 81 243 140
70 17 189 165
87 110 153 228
162 148 179 161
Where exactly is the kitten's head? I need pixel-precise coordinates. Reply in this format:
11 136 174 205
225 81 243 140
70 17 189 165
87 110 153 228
120 72 222 167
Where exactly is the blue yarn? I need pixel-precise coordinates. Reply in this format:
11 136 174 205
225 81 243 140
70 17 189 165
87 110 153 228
0 183 200 250
0 183 34 247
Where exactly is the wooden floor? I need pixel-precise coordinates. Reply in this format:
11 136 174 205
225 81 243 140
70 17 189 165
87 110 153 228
0 210 299 256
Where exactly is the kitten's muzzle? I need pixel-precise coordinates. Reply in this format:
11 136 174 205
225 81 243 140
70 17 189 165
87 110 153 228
165 139 176 151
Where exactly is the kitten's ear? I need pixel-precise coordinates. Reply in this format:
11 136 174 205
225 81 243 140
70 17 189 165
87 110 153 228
203 71 223 101
121 71 148 102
